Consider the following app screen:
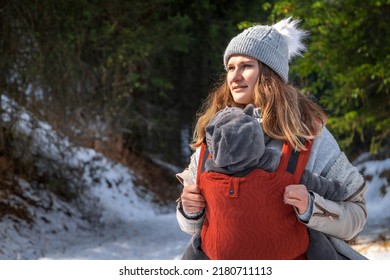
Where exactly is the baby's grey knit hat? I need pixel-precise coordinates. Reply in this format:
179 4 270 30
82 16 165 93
205 104 264 173
223 17 308 82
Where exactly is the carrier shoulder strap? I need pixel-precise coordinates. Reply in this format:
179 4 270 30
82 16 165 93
277 140 313 182
196 141 210 185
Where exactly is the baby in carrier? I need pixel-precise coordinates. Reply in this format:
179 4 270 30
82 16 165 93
202 104 352 259
205 104 349 201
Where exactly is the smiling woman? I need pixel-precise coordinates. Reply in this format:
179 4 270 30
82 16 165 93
175 17 368 260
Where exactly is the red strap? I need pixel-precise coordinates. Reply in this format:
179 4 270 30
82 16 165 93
196 142 207 186
277 143 292 173
277 140 313 182
293 140 312 182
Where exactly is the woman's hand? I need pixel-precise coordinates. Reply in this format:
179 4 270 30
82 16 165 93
181 183 206 213
283 184 309 215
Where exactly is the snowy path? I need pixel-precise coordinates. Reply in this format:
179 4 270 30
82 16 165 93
39 212 390 260
41 213 191 260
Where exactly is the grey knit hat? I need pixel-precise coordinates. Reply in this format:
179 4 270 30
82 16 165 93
223 17 308 82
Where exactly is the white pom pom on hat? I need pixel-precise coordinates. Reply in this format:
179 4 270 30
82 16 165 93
272 17 309 61
223 17 309 82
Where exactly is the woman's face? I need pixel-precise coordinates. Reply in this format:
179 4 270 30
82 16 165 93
227 55 259 105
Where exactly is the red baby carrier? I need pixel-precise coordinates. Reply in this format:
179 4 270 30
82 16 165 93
197 141 312 260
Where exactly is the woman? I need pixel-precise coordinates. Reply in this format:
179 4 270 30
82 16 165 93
176 17 367 259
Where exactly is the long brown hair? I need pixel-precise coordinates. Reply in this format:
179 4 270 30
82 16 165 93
191 62 327 151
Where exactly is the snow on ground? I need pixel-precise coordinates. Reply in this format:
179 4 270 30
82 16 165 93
40 213 190 260
0 95 389 260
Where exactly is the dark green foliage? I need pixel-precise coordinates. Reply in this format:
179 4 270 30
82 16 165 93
269 0 390 157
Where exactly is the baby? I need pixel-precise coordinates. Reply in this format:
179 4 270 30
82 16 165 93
205 104 348 201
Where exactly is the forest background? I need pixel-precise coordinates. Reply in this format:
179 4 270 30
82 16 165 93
1 0 389 242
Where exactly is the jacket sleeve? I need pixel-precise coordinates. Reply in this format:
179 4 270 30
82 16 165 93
304 128 367 241
175 150 205 235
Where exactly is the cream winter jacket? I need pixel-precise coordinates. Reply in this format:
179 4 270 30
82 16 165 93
176 127 367 241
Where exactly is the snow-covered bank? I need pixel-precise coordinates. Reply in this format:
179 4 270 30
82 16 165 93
0 95 177 259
